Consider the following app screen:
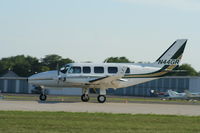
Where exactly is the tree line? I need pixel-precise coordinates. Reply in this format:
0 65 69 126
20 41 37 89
0 54 73 77
0 55 199 77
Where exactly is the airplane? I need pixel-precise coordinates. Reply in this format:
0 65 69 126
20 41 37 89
184 90 200 99
166 90 200 100
167 89 187 100
28 39 187 103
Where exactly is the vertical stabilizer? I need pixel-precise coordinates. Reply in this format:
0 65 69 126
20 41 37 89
155 39 187 67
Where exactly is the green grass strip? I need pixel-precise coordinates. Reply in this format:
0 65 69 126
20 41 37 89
0 111 200 133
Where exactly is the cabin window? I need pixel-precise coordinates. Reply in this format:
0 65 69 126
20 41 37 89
125 67 130 74
69 66 81 74
94 67 104 73
83 67 91 73
108 67 118 73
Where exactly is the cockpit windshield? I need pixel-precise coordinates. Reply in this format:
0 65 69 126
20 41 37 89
60 65 70 74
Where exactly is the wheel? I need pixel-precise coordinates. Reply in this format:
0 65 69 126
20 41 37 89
81 94 90 102
97 95 106 103
39 94 47 101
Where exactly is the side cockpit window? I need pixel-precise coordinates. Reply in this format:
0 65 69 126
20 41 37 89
69 66 81 74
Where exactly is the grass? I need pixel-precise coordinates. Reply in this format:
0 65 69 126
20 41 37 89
0 111 200 133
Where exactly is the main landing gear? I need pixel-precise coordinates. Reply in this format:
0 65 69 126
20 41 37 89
97 89 106 103
81 88 107 103
97 95 106 103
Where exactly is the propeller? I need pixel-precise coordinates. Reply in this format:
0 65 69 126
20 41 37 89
56 63 61 84
56 63 68 84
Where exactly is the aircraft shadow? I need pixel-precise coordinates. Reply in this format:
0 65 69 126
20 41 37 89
37 100 99 104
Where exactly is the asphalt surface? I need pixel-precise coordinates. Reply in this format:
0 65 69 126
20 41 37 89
1 100 200 116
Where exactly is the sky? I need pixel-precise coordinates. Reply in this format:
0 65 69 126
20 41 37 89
0 0 200 71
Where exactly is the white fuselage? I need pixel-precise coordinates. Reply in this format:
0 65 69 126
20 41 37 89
28 63 161 89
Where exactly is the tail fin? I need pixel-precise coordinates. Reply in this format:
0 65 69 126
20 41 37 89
155 39 187 67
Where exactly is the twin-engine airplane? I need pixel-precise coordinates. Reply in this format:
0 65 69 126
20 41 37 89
28 39 187 103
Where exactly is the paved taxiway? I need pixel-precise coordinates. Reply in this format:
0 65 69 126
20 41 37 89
0 100 200 116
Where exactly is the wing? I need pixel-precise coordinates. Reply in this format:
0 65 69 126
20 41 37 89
88 75 127 89
89 75 122 84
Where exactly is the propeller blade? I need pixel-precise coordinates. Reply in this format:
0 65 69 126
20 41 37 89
56 63 60 84
57 63 60 76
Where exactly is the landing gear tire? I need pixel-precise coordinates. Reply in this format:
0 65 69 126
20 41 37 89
81 94 90 102
97 95 106 103
39 94 47 101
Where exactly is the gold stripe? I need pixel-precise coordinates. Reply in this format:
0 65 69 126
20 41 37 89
124 54 183 78
124 64 177 78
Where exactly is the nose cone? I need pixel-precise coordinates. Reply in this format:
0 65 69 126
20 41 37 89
28 70 57 86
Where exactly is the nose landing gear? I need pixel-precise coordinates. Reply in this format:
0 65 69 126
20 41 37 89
39 87 47 101
81 88 90 102
81 94 90 102
39 94 47 101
